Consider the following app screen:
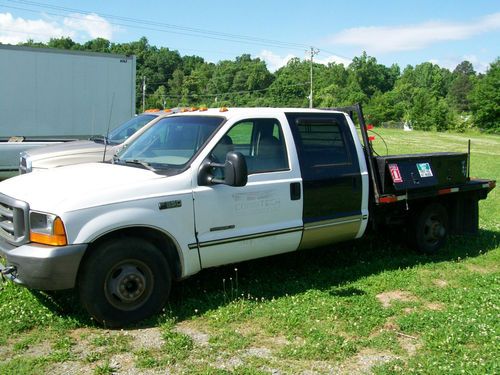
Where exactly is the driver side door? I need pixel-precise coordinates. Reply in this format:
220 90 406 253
192 117 303 268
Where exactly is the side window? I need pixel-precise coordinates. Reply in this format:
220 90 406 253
294 118 351 167
211 118 289 174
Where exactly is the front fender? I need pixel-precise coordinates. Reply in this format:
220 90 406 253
63 196 200 278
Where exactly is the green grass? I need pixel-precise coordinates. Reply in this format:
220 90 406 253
0 128 498 374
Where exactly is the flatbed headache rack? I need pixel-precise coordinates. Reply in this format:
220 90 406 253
324 103 496 205
323 103 381 203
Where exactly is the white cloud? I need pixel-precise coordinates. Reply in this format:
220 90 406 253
0 12 69 44
429 55 490 74
0 12 117 44
329 12 500 54
258 50 296 72
63 13 114 40
259 50 351 72
316 54 351 66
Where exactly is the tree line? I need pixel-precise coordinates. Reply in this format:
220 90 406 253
17 36 500 133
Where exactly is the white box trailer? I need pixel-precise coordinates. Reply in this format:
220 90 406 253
0 44 136 179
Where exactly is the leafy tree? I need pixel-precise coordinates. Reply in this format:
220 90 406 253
83 38 111 53
454 60 475 76
47 37 78 50
316 80 366 108
266 58 309 107
168 69 185 106
348 52 399 98
448 60 476 112
398 62 452 98
469 59 500 132
146 85 167 109
18 38 46 48
181 55 205 75
181 64 214 105
364 90 405 126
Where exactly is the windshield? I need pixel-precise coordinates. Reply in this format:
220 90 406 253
116 116 223 170
103 114 157 145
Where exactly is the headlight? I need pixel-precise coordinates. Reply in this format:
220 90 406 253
19 152 32 174
30 212 67 246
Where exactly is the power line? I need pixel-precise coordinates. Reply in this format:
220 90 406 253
3 0 313 51
0 0 354 69
317 48 353 64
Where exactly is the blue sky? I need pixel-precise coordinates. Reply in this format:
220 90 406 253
0 0 499 72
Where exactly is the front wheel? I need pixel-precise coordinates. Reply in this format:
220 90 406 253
78 238 171 327
410 203 449 254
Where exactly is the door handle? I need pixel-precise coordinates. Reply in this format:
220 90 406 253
290 182 301 200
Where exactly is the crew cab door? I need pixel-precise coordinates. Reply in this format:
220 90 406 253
192 116 303 268
286 113 365 249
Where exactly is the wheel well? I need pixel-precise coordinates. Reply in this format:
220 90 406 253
80 227 183 281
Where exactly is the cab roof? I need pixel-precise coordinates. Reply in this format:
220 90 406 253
166 107 346 120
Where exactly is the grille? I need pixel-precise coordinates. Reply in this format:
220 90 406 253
0 194 29 245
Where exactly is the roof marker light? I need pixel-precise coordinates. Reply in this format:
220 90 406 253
219 107 228 112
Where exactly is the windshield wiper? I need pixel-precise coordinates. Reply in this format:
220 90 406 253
121 159 157 171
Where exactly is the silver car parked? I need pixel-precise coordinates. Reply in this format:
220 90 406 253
19 109 177 174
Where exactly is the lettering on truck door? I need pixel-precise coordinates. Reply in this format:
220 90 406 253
286 113 363 249
192 117 303 267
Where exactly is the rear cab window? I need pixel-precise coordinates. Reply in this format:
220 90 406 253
285 113 358 178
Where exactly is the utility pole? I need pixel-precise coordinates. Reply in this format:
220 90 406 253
142 76 146 112
308 47 320 108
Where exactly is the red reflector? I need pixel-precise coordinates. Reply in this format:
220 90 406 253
366 124 374 130
379 195 398 203
439 187 459 195
368 136 376 141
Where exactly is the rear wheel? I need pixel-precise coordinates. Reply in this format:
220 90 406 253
410 203 448 254
78 237 171 327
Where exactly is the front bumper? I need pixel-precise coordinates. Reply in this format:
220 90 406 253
0 237 87 290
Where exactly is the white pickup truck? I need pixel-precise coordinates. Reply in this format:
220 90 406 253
0 105 495 326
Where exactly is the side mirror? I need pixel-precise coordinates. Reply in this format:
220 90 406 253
198 151 248 187
223 151 248 187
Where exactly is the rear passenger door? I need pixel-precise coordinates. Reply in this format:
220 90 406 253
286 113 363 249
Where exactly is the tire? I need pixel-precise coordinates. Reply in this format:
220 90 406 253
78 237 171 327
410 203 449 254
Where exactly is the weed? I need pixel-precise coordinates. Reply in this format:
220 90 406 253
93 360 116 375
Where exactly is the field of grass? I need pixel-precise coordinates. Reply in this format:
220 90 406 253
0 128 498 374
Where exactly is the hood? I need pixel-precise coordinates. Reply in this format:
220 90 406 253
25 140 112 161
24 140 121 170
0 162 168 213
